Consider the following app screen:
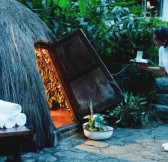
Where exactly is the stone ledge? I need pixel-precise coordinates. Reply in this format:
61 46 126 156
155 77 168 94
156 94 168 105
150 104 168 122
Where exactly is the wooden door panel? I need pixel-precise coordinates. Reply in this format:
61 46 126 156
53 29 123 120
70 68 122 118
55 35 96 78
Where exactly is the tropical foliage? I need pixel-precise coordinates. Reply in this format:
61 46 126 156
17 0 168 65
83 113 109 131
106 91 153 128
17 0 168 128
83 101 109 131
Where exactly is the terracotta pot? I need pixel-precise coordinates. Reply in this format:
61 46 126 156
83 125 113 140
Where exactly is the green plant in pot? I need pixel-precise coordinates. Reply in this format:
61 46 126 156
83 102 113 140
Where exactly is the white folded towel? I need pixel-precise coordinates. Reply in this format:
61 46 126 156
0 113 8 128
15 113 27 126
0 113 16 129
162 143 168 151
0 100 22 116
4 116 16 129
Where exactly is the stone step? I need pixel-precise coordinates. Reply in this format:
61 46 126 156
155 77 168 94
156 94 168 105
150 104 168 122
57 122 81 141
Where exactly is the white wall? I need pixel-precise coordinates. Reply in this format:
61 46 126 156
162 0 168 21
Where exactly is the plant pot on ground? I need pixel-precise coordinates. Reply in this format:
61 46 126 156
83 102 113 140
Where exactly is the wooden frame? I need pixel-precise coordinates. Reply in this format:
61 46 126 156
34 42 77 122
52 29 123 120
0 126 30 162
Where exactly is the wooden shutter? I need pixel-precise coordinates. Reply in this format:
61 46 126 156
52 29 123 120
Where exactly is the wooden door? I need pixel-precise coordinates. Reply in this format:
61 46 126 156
52 29 123 120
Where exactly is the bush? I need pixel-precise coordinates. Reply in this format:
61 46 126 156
106 91 153 128
113 64 156 94
18 0 168 66
18 0 168 105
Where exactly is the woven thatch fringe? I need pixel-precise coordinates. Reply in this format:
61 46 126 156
0 0 57 150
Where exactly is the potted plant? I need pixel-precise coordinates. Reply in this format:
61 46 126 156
83 102 113 140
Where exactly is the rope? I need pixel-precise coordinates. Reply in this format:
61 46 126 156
111 64 130 76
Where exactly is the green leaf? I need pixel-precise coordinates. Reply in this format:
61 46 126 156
144 114 149 121
79 0 87 16
47 0 51 5
83 115 90 119
26 2 33 8
61 0 67 8
116 119 121 124
53 0 59 4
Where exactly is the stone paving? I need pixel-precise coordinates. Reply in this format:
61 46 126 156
1 123 168 162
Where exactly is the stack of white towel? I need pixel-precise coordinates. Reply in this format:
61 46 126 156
0 100 27 129
162 143 168 151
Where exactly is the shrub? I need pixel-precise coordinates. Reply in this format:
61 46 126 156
106 91 153 128
18 0 168 102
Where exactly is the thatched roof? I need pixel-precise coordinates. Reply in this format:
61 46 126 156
0 0 57 150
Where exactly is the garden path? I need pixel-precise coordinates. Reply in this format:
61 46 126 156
1 122 168 162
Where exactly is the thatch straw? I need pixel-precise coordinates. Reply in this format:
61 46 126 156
0 0 57 150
